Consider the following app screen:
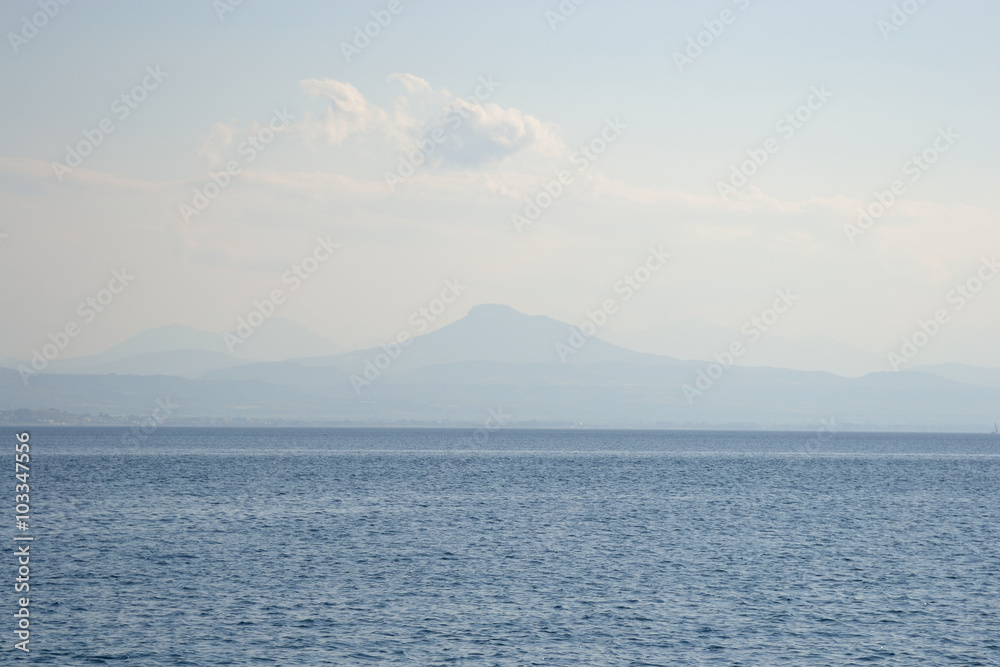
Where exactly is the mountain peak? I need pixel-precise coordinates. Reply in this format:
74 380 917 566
464 303 531 321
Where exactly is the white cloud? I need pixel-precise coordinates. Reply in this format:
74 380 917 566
197 122 238 167
386 72 434 96
296 74 562 169
299 78 391 146
430 99 563 168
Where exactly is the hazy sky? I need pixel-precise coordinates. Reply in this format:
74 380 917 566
1 0 998 371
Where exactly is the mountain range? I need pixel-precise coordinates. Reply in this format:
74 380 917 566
2 305 998 431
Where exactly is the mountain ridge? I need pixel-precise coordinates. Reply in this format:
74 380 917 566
3 304 998 431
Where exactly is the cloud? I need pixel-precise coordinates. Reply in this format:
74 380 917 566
0 156 167 191
430 99 563 168
299 78 391 145
296 74 562 169
386 72 434 96
197 122 238 166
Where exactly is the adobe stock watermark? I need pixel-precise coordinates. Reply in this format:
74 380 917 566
180 107 295 224
877 0 931 40
801 417 839 454
18 268 136 386
223 236 339 353
340 0 413 63
513 117 627 233
213 0 245 21
718 86 833 200
350 279 467 395
673 0 752 73
886 255 998 371
471 406 514 446
7 0 71 55
545 0 588 31
51 65 169 182
385 75 502 192
13 431 33 653
844 127 959 244
682 288 799 404
556 246 671 362
119 398 180 452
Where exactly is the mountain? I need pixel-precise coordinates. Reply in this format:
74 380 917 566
50 350 250 380
3 305 999 430
92 324 228 361
13 319 344 379
230 317 344 361
606 317 881 377
292 304 676 373
4 360 1000 430
42 325 228 373
906 363 1000 388
199 303 674 388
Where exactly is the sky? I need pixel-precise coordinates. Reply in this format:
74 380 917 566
1 0 998 374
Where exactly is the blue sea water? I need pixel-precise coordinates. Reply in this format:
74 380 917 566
6 427 1000 665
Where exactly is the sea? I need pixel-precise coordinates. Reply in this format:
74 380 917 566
6 427 1000 665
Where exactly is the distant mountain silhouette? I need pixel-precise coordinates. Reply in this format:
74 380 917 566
51 350 249 380
609 317 881 377
19 319 343 378
292 303 677 374
50 325 228 370
3 305 999 431
905 363 1000 388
